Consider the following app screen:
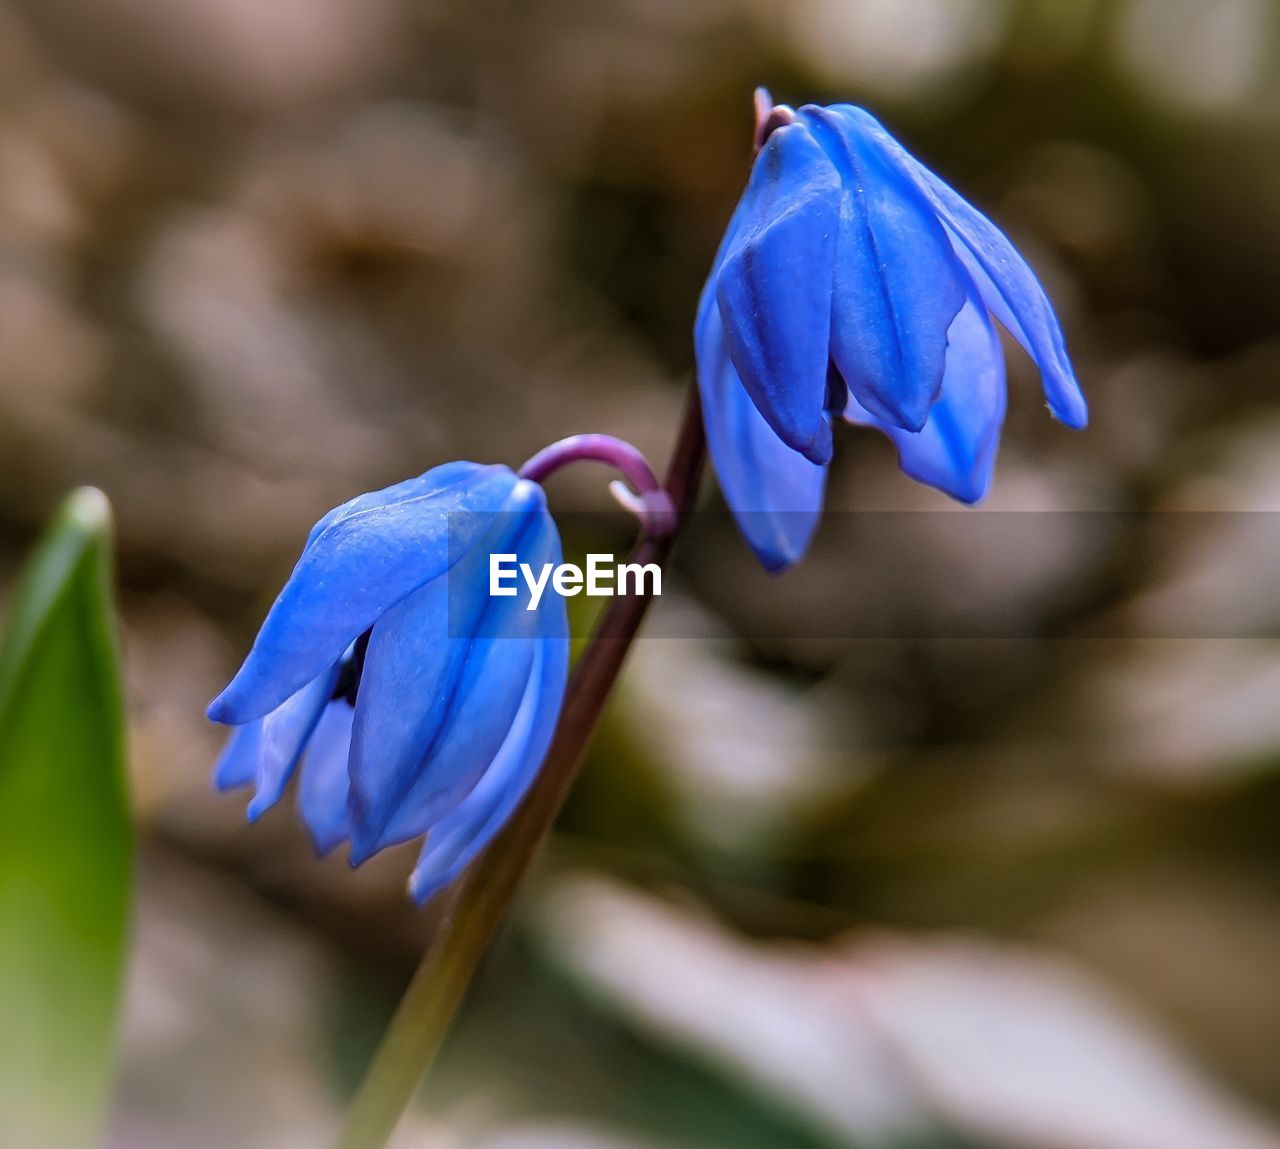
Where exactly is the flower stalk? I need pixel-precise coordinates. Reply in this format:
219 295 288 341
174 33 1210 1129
519 433 678 538
332 387 705 1149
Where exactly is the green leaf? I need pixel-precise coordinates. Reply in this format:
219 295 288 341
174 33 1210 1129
0 488 132 1149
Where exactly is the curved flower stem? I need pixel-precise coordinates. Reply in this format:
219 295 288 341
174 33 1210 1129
333 386 706 1149
519 433 678 538
519 432 662 493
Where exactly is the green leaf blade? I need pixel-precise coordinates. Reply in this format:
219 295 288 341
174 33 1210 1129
0 488 132 1149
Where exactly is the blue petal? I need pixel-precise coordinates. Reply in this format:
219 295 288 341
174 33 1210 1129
696 284 827 572
347 482 555 863
212 722 262 792
801 105 966 433
208 462 519 726
715 121 842 465
212 664 339 820
248 667 340 819
303 460 484 551
847 287 1006 503
839 105 1087 430
408 582 570 904
297 700 355 855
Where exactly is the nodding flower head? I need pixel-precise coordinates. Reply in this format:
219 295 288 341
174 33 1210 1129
208 461 570 905
696 91 1088 572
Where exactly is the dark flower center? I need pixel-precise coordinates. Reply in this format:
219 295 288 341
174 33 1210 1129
331 629 372 707
825 365 849 417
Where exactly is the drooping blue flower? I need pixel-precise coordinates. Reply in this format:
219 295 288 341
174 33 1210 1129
696 97 1087 571
208 461 570 904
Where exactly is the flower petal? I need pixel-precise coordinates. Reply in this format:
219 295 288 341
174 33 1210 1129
212 664 340 820
297 700 355 855
846 287 1007 503
696 288 827 572
208 462 519 725
248 666 340 819
302 460 484 551
212 722 262 792
714 121 841 465
408 580 570 904
841 104 1087 429
802 105 966 434
346 483 555 862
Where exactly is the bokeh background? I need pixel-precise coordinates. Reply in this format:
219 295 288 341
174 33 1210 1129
1 0 1280 1145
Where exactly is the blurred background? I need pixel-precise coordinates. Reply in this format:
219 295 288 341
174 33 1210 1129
1 0 1279 1145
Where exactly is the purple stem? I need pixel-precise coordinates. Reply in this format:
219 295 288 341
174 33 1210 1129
519 433 676 537
753 85 797 156
519 433 661 491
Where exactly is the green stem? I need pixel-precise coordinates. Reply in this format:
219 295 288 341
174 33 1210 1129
333 386 706 1149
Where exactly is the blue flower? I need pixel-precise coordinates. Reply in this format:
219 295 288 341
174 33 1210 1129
696 99 1087 571
208 461 570 904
